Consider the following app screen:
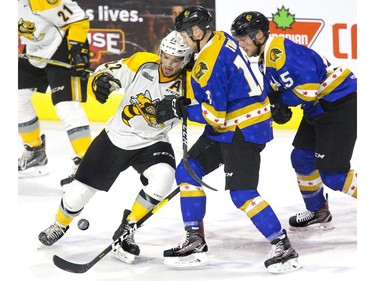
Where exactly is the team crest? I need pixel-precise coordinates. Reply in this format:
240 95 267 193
47 0 59 5
269 48 283 63
122 90 163 128
18 18 44 41
193 61 208 80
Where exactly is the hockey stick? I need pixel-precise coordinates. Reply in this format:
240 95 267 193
181 111 217 191
53 186 180 273
18 53 92 73
180 70 217 192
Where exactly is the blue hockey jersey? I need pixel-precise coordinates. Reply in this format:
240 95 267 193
186 31 273 144
259 37 357 118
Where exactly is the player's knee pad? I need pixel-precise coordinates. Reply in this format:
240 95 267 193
61 180 97 216
142 163 175 200
320 170 357 197
18 88 37 123
175 158 205 186
55 101 90 131
291 147 316 175
230 189 260 209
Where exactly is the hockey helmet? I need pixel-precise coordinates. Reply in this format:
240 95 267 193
174 6 213 36
231 11 270 39
159 30 193 69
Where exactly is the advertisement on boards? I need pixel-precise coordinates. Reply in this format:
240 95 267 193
78 0 215 69
18 1 216 69
79 0 215 69
216 0 357 74
18 0 356 76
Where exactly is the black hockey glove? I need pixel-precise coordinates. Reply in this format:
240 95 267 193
91 72 121 104
267 91 292 124
268 91 283 104
155 95 191 124
69 40 90 80
271 103 293 124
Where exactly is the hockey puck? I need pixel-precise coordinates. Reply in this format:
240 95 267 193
77 218 90 230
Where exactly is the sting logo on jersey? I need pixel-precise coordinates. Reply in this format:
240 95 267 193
193 61 208 80
270 48 283 63
18 18 44 42
122 90 163 128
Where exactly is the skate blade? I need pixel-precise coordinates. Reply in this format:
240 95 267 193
112 248 136 264
164 253 208 268
18 166 49 178
267 257 303 274
289 221 334 231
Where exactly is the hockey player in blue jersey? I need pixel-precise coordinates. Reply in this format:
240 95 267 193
155 6 302 273
231 11 357 231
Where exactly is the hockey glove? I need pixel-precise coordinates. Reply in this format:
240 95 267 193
155 95 191 124
69 40 90 80
91 72 121 104
270 103 292 124
267 91 292 124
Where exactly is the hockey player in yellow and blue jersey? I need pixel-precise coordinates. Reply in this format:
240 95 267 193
231 11 357 231
155 6 302 273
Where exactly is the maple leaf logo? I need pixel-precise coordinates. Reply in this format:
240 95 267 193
272 6 295 30
269 6 324 48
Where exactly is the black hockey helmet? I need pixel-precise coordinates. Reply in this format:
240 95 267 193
231 11 270 39
174 6 213 35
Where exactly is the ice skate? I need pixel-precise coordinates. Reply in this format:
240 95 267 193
38 222 69 246
112 209 140 264
163 227 208 268
60 156 82 187
289 194 334 231
264 229 302 273
18 134 48 178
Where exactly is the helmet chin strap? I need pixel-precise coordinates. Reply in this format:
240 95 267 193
252 34 268 56
190 30 206 53
190 30 215 53
254 43 262 57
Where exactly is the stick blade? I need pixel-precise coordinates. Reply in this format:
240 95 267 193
53 255 91 274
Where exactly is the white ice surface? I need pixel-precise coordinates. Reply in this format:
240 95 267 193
17 121 361 281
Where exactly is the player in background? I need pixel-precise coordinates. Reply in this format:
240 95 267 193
231 11 357 230
38 31 194 264
18 0 92 184
155 6 302 273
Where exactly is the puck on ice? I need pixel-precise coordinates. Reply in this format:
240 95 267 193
77 218 90 230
